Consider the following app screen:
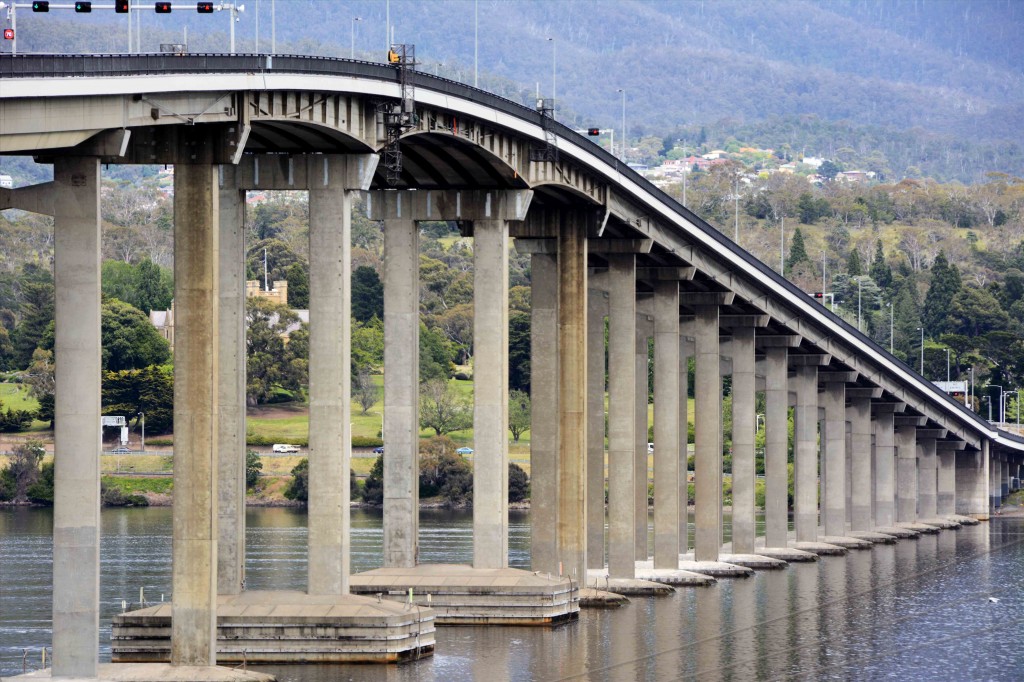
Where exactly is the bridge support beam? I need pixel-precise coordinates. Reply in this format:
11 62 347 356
382 216 420 569
936 448 957 516
873 411 896 528
822 381 847 537
955 445 989 518
762 348 789 548
473 217 510 569
52 157 102 678
916 437 938 520
653 281 681 568
217 164 246 596
793 366 819 542
530 252 559 575
896 426 919 523
849 397 872 531
635 314 652 560
729 327 757 554
693 304 722 562
586 290 608 570
607 256 636 577
557 211 588 582
307 162 361 595
171 163 220 665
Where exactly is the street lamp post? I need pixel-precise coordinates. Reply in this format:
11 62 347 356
351 16 361 59
617 88 626 160
857 277 863 331
945 348 950 383
887 302 894 354
916 327 924 374
987 384 1004 423
969 366 974 410
547 37 556 120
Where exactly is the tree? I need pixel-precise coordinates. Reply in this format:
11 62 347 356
869 239 892 291
102 365 174 434
0 398 33 432
351 266 384 323
420 323 454 381
419 378 472 436
284 262 309 309
508 389 531 443
284 458 308 502
353 366 380 414
508 312 531 393
0 440 45 502
846 250 863 277
786 227 810 270
246 450 263 490
101 259 173 314
246 297 307 405
508 463 529 503
24 347 55 425
11 273 54 369
922 251 962 336
819 160 842 181
418 436 473 505
101 298 171 372
362 454 384 505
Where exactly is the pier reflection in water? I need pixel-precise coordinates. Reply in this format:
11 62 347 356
2 507 1023 680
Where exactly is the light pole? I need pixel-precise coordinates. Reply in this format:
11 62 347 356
473 0 478 86
617 88 626 160
887 302 894 354
681 140 688 206
945 348 950 383
350 16 361 59
916 326 924 374
857 277 863 331
547 37 556 120
138 412 145 452
988 384 1003 423
756 413 765 432
969 366 974 410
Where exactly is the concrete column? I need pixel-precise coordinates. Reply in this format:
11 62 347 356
606 256 635 578
217 165 246 595
653 281 680 568
586 290 607 570
822 381 846 537
730 328 756 555
1002 458 1010 498
678 332 692 551
635 316 651 560
307 174 354 594
52 157 102 678
763 347 789 548
557 213 587 582
937 449 956 516
382 218 420 568
895 426 918 522
990 454 1001 510
530 252 558 575
473 219 509 569
693 304 722 562
849 397 872 531
955 445 988 517
171 163 219 665
917 437 937 519
873 411 895 528
793 365 819 543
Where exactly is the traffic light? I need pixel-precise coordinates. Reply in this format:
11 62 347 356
75 1 92 12
813 292 824 298
155 2 172 12
587 128 601 136
197 2 214 12
115 0 129 12
31 1 49 12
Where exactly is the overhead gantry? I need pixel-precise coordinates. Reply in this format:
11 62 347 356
2 54 1022 680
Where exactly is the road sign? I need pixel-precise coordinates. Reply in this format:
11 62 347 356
102 415 127 427
3 29 12 40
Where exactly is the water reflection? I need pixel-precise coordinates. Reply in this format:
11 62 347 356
3 508 1024 680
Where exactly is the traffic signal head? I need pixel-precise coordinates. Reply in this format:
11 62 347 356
197 1 213 12
32 1 50 12
813 292 824 298
116 0 129 12
75 1 92 12
155 1 172 13
587 128 601 136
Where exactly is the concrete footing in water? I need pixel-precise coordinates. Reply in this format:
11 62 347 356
111 591 434 664
751 545 820 562
11 663 276 681
791 541 848 556
873 525 921 539
898 522 942 534
818 534 875 549
676 555 756 577
947 514 981 526
918 517 961 529
349 564 579 625
585 571 679 595
846 530 899 544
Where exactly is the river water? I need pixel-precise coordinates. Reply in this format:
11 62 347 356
2 507 1023 680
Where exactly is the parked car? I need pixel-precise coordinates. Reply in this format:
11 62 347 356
372 446 384 454
647 442 654 454
272 443 300 453
456 447 474 455
112 447 131 454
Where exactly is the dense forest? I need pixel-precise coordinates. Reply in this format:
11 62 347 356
3 0 1023 181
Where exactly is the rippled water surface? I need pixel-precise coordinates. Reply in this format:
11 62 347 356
2 507 1023 680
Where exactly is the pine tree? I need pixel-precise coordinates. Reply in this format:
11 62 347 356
786 227 810 270
922 251 962 337
847 250 863 277
869 239 892 291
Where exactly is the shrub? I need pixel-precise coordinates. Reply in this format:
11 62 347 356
508 463 529 502
246 450 263 490
362 454 384 505
100 482 148 507
352 436 384 448
26 461 54 504
284 458 308 502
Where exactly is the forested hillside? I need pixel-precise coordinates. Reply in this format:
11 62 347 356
4 0 1022 181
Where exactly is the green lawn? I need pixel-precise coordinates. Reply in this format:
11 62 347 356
0 383 49 431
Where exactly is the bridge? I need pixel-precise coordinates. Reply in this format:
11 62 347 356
2 54 1022 680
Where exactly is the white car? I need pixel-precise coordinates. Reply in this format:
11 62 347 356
647 443 654 453
272 443 300 453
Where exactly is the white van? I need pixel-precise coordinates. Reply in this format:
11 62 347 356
272 443 300 453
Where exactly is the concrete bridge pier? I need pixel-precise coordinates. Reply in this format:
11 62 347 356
955 445 989 519
849 397 873 531
762 347 790 550
678 328 693 552
936 445 957 517
586 289 608 571
652 281 681 568
916 436 938 522
606 255 636 578
1001 457 1010 499
635 313 652 561
821 380 847 539
872 411 896 529
692 302 722 562
727 327 756 556
792 365 820 545
217 164 247 596
896 425 919 524
529 250 558 576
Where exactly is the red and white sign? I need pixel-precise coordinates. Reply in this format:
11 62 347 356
3 29 14 40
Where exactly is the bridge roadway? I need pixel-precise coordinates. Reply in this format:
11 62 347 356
2 54 1023 680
